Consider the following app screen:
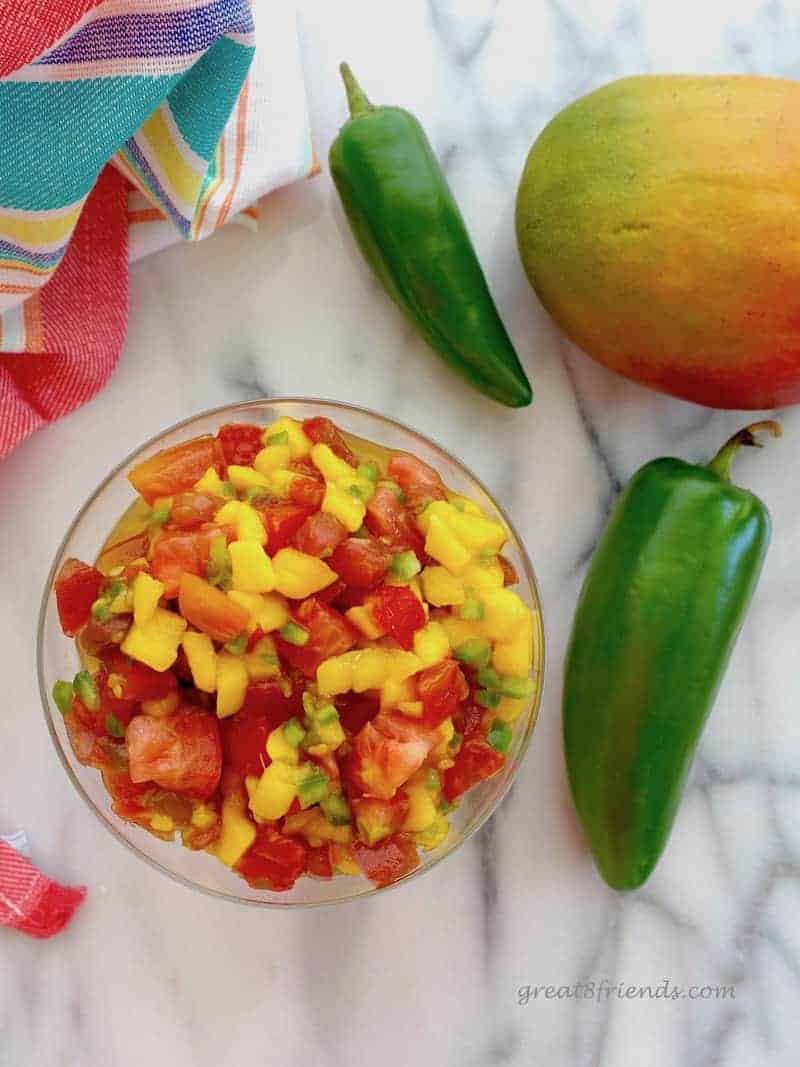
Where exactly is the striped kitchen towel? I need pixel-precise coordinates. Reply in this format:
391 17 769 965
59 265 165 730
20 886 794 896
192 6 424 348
0 837 86 938
0 0 315 458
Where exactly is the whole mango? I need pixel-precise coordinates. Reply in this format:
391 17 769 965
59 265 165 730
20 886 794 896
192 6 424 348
516 75 800 409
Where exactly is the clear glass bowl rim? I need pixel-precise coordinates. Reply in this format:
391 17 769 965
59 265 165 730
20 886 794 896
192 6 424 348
37 397 546 908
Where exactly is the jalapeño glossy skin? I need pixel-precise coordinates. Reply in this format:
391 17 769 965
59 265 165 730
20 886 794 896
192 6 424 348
563 423 779 890
329 64 532 408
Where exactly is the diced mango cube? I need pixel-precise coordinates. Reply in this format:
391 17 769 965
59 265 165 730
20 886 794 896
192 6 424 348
322 482 365 532
351 649 391 692
230 540 275 594
447 494 485 516
141 691 180 717
317 655 354 697
267 469 297 498
150 812 175 834
217 500 267 545
216 652 249 718
424 514 472 574
214 500 242 525
386 651 423 683
263 417 311 459
421 566 465 607
236 502 267 545
481 588 529 641
492 609 533 675
310 443 354 483
253 443 291 475
380 676 416 710
413 621 450 667
249 762 298 821
121 608 187 671
211 794 255 867
191 803 218 830
283 809 352 847
258 592 290 631
494 696 526 724
413 812 450 851
272 548 337 599
182 631 217 693
132 571 164 627
439 614 484 649
462 560 504 590
445 509 506 554
331 842 360 874
266 722 300 765
402 785 438 832
227 465 270 493
194 466 227 496
317 648 421 696
346 603 385 639
245 636 280 681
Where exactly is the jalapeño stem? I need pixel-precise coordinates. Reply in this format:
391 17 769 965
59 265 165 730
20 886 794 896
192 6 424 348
340 62 373 119
707 421 782 482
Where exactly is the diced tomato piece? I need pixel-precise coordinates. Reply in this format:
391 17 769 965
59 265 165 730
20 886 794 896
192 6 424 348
352 794 409 844
150 531 202 597
371 585 426 649
258 503 315 555
220 680 302 778
453 701 484 739
417 659 469 728
336 691 380 735
236 824 308 891
387 452 447 509
302 417 357 466
76 613 131 657
102 761 155 822
245 626 267 653
101 648 177 701
183 817 221 852
178 573 249 642
96 531 149 575
289 475 325 509
293 511 348 557
150 525 231 598
352 834 420 887
54 558 105 636
129 435 225 505
306 844 333 879
169 492 219 530
329 537 392 589
216 423 264 467
127 708 222 799
344 712 439 799
275 598 357 677
498 554 519 586
290 458 323 479
64 697 108 768
327 583 365 612
365 487 425 555
443 737 505 802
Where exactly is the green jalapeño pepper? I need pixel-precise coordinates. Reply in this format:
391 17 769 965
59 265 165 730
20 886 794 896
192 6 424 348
563 421 781 890
329 64 532 408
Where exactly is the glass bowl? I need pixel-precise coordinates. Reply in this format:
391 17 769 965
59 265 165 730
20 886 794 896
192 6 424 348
38 399 544 906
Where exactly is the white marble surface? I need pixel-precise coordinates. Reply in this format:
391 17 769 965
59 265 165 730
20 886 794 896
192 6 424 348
2 2 800 1064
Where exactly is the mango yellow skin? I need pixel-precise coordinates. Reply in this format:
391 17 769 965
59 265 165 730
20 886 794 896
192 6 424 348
516 75 800 409
563 451 771 890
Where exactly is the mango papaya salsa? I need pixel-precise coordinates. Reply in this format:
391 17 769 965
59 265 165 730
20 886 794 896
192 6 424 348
51 416 535 890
